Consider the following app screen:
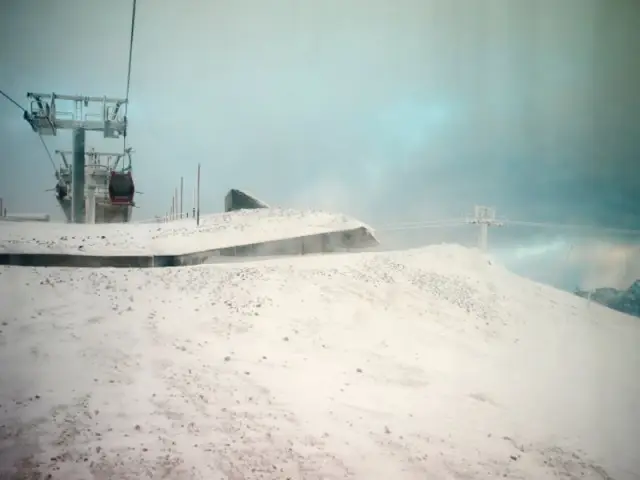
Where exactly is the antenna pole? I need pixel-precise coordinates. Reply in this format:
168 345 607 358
180 176 184 219
196 163 201 226
174 187 178 219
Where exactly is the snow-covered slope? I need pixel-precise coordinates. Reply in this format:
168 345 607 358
0 208 374 255
1 245 639 479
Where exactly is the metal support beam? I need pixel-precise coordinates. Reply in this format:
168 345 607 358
55 148 131 171
25 92 127 138
72 128 86 223
27 93 128 103
86 186 96 224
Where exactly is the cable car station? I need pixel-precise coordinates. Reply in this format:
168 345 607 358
53 148 136 223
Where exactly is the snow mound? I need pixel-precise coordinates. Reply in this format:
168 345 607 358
1 245 639 479
0 208 374 256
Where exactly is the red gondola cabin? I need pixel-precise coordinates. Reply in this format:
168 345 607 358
108 171 135 205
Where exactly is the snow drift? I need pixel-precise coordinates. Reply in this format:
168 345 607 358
1 245 639 479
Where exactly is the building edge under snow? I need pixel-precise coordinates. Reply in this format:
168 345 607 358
219 188 378 257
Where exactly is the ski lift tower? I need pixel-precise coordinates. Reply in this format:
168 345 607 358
24 93 127 223
467 205 503 251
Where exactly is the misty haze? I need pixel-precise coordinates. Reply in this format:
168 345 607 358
1 0 639 479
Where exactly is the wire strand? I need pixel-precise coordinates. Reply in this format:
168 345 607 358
503 220 640 235
122 0 137 155
374 217 640 236
378 222 467 232
37 134 58 174
378 218 468 229
0 89 26 112
2 89 58 176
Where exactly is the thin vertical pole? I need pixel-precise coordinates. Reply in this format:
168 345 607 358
196 163 201 226
479 223 488 251
180 177 184 217
180 176 184 218
174 187 178 219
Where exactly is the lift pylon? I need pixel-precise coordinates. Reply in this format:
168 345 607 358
25 93 127 138
467 206 503 251
24 92 128 223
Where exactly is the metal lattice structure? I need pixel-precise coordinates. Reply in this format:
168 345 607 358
24 92 132 223
25 93 127 138
52 148 135 223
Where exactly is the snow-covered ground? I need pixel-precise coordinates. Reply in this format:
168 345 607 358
1 245 639 479
0 208 374 256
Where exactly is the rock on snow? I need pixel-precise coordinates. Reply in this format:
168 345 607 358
1 245 639 479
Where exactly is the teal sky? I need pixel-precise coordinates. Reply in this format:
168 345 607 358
1 0 639 289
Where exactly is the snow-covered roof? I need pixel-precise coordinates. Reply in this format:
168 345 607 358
0 207 377 255
224 188 270 211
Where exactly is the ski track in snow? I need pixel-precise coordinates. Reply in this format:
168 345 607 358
1 245 639 479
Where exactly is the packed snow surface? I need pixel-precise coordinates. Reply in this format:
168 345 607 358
1 245 639 479
0 208 373 255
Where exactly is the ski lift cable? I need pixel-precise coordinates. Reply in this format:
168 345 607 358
378 218 469 229
37 133 58 174
0 89 27 113
378 221 467 232
503 219 640 235
1 88 57 175
122 0 137 156
378 217 640 236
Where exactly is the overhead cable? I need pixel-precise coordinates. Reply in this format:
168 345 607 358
1 88 57 175
0 89 26 112
122 0 138 155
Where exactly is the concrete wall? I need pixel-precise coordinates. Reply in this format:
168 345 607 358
0 253 153 268
217 228 376 257
0 214 51 223
0 227 378 268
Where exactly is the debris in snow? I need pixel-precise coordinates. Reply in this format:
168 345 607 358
0 244 638 479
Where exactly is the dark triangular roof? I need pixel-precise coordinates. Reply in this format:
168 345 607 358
224 189 269 212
